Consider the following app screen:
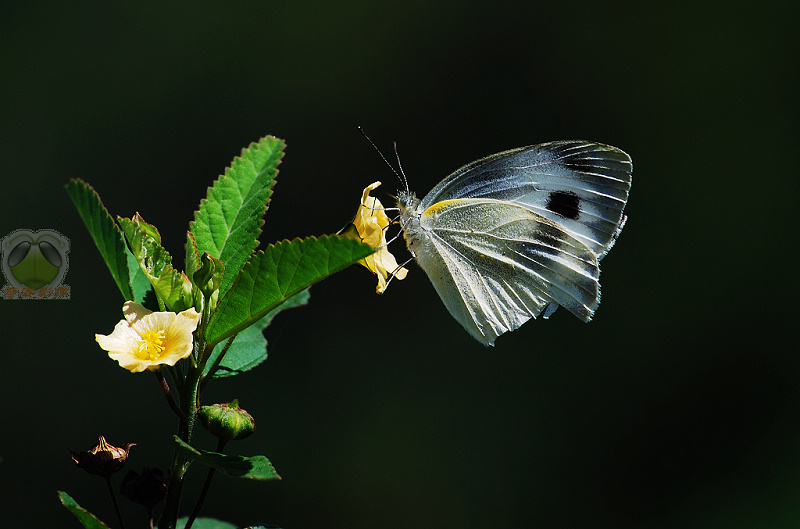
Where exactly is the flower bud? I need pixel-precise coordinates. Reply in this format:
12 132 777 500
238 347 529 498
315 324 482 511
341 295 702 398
199 400 255 441
193 252 224 298
70 436 135 477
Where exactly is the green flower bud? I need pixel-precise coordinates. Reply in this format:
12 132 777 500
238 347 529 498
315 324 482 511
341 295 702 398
193 252 224 298
199 400 255 441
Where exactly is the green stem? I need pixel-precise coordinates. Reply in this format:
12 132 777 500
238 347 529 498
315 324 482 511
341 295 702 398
184 438 227 529
158 293 215 528
159 354 204 528
160 450 188 529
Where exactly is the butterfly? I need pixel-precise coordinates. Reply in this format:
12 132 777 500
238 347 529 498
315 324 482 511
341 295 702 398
396 140 632 346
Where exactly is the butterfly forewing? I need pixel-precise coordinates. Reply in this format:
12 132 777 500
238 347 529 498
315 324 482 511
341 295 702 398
419 141 632 258
408 199 601 345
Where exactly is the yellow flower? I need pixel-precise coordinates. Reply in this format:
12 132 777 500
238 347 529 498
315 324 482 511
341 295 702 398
348 181 408 294
96 301 201 373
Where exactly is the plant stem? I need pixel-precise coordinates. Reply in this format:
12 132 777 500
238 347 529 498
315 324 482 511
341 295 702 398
104 475 126 529
160 451 188 529
159 359 203 529
184 438 228 529
158 296 214 528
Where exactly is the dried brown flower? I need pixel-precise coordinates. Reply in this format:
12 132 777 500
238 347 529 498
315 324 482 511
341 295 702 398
70 436 135 478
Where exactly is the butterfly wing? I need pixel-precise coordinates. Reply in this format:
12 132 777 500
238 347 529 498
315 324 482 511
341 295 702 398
419 141 632 259
406 198 600 346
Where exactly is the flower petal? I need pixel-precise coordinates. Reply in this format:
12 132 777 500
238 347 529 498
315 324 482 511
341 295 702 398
96 320 143 354
108 350 152 373
123 301 152 324
350 182 409 293
97 304 200 373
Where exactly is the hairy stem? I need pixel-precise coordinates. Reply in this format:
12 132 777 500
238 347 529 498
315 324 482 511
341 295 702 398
158 362 202 528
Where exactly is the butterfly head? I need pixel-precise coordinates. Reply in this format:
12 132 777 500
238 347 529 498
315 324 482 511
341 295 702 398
396 190 418 215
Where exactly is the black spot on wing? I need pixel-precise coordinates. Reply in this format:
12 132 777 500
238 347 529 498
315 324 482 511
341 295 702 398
546 191 581 220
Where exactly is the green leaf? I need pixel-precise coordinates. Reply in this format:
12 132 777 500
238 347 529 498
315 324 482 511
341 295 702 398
204 289 310 379
127 246 154 304
119 214 193 311
118 214 169 275
57 491 112 529
189 136 285 297
178 518 283 529
177 518 238 529
65 179 133 301
185 231 203 287
205 235 373 347
172 436 281 480
185 231 204 307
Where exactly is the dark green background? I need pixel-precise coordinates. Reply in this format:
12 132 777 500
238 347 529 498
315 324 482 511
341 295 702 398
1 1 797 528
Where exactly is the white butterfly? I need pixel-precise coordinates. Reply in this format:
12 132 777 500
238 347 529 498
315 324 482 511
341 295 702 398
396 141 632 346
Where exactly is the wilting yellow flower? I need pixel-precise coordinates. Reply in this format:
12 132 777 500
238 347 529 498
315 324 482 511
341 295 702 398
96 301 201 373
348 181 408 294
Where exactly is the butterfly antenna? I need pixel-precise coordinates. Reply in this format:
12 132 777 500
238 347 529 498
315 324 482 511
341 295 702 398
392 141 410 193
358 126 404 188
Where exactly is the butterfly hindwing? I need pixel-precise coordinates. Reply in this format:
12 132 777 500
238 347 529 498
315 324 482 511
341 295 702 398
408 198 601 345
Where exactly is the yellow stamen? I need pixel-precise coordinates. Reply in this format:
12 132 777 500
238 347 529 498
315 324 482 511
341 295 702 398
137 330 166 360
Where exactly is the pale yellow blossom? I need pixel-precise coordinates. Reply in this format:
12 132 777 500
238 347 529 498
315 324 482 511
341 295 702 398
96 301 201 373
351 181 408 293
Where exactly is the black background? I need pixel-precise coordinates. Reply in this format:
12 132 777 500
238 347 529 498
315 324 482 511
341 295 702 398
1 1 798 528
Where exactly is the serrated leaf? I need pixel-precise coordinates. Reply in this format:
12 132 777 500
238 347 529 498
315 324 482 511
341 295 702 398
65 179 134 301
172 436 280 480
119 214 193 311
205 235 373 347
190 136 285 297
58 491 112 529
204 289 310 378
